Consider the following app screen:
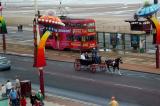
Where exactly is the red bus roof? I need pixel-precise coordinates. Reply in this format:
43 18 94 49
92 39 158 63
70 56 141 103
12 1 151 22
59 16 95 23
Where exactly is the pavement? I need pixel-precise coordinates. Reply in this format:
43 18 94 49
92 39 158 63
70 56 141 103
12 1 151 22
0 43 160 106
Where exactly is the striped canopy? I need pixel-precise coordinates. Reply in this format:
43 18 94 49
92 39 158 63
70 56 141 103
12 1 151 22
136 4 160 17
38 15 65 26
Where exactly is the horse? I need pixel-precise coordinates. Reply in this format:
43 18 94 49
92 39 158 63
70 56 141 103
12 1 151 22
105 57 123 75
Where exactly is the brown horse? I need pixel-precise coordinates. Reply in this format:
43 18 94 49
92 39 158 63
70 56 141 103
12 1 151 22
105 57 123 75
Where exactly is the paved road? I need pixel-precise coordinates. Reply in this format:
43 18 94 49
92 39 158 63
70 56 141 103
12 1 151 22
0 54 160 106
5 26 33 45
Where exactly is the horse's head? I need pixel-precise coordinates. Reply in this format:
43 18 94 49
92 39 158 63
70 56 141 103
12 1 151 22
115 57 123 64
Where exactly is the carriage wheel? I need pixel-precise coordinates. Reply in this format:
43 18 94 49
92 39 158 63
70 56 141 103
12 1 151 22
91 68 96 73
99 63 107 72
90 64 96 73
74 62 81 71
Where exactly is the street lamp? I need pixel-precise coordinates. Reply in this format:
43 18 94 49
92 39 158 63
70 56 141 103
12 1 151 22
33 0 45 96
153 0 160 68
0 2 6 53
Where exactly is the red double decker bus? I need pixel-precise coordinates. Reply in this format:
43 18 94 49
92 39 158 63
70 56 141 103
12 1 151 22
38 16 97 51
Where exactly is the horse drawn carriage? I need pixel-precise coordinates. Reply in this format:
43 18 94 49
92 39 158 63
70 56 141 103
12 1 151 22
74 56 123 74
74 57 105 73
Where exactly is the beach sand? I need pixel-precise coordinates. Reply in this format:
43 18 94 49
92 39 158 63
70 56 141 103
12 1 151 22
3 3 149 33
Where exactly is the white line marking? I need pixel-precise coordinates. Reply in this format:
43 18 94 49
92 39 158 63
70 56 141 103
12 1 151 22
10 32 16 34
19 40 33 42
155 77 160 81
45 71 144 90
114 83 143 90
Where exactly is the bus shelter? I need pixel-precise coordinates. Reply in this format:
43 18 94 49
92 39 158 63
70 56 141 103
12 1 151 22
96 31 152 53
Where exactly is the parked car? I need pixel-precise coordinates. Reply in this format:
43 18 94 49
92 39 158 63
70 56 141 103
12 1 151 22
0 56 11 71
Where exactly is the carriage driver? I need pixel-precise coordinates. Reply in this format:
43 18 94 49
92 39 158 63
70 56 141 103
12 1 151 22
92 47 100 64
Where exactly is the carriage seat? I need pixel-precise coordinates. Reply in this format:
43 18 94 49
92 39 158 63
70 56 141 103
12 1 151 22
80 59 92 66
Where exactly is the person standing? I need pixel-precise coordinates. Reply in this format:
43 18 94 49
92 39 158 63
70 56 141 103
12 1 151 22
108 96 119 106
20 96 27 106
9 87 18 106
15 77 21 100
35 90 44 106
1 84 6 97
6 80 12 96
30 92 36 106
15 77 20 90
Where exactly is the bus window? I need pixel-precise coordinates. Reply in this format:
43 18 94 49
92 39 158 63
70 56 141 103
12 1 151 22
87 23 95 27
85 35 96 41
82 36 85 42
67 35 73 41
88 28 95 32
77 23 82 27
73 35 81 41
90 35 95 41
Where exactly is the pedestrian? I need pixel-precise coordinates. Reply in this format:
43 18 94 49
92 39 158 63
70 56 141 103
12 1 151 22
6 80 12 96
108 96 119 106
35 90 44 106
20 96 27 106
15 76 21 99
9 87 18 106
1 84 6 97
15 77 20 90
30 91 36 106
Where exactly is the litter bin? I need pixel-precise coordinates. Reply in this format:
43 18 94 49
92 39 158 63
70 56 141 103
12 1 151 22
20 80 31 97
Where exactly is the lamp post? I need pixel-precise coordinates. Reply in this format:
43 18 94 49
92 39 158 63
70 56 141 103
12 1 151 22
33 0 45 96
153 0 160 68
0 2 6 53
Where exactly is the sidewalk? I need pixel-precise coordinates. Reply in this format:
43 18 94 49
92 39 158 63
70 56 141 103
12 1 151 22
0 90 93 106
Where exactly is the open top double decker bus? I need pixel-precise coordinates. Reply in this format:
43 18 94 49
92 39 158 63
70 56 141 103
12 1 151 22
37 16 97 51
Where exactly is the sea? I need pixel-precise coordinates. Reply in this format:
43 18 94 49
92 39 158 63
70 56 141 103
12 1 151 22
0 0 154 5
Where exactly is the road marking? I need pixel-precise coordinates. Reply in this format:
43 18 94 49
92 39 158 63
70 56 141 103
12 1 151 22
19 40 33 42
114 83 143 90
45 71 144 90
154 77 160 81
9 32 17 34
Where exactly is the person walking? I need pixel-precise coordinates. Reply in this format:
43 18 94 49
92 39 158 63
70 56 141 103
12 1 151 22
9 87 18 106
108 96 119 106
6 80 12 96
